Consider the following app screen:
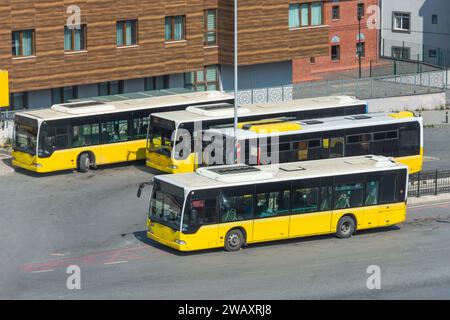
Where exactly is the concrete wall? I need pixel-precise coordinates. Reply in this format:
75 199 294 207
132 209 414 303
220 61 292 91
367 92 446 112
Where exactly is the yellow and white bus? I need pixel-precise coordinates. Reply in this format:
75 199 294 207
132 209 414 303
206 111 424 174
12 91 233 173
147 96 368 173
146 155 409 252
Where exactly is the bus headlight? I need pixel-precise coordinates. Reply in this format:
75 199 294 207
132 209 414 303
33 163 43 168
174 239 186 245
168 165 179 170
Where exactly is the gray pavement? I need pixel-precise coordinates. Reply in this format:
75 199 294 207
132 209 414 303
0 126 450 299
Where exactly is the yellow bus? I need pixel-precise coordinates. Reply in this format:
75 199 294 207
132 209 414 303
147 96 368 173
0 70 9 108
206 111 424 174
12 91 233 173
145 155 409 252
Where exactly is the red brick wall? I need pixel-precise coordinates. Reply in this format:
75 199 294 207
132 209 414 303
293 0 379 83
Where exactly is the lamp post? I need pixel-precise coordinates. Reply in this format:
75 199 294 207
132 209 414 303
233 0 238 164
357 13 362 79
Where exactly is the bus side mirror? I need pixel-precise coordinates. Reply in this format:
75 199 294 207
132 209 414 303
137 181 153 198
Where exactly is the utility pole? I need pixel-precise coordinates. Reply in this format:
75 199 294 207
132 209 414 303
233 0 239 164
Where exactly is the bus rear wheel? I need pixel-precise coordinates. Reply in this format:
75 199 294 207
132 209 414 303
336 216 356 239
78 153 92 173
224 229 244 252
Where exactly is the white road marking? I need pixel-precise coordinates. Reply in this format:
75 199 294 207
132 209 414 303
30 269 55 274
104 260 128 265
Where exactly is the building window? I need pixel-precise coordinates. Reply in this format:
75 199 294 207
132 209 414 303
393 12 410 32
289 2 323 29
392 46 410 60
52 86 78 104
12 30 35 57
165 16 186 42
64 25 87 52
204 9 217 46
185 65 219 91
98 81 124 96
144 76 169 91
331 45 340 61
432 14 438 25
9 92 29 110
357 3 365 19
357 42 365 58
116 20 138 47
332 6 340 20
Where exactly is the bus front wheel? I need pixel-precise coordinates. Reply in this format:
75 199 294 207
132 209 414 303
336 216 356 239
224 229 244 252
78 153 92 173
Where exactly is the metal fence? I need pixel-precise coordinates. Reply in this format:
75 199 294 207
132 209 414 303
292 70 448 101
382 39 450 69
408 170 450 198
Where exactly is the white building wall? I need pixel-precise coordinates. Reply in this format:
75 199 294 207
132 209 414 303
381 0 450 64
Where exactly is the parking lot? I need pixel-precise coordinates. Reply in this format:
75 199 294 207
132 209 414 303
1 127 450 299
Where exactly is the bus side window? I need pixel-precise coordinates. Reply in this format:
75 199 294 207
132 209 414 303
365 173 380 206
399 124 420 156
334 175 364 209
320 186 332 211
292 187 319 214
255 182 290 218
132 113 149 140
189 198 218 227
380 172 398 204
292 179 320 214
220 187 254 222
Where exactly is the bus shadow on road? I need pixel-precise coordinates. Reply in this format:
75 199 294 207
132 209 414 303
7 159 160 178
133 230 233 256
132 225 402 256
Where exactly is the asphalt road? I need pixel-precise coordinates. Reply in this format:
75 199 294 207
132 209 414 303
0 127 449 300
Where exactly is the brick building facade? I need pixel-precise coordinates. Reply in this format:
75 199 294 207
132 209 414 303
293 0 380 82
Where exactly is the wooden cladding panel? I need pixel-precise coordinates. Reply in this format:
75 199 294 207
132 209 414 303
1 0 329 93
219 0 329 66
1 0 214 92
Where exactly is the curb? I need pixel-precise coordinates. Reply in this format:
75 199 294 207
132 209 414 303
408 193 450 207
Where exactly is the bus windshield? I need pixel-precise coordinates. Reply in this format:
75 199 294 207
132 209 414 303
149 181 184 231
13 117 38 156
148 117 176 152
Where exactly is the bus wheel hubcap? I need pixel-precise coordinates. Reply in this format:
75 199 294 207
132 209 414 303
341 222 350 233
228 234 240 247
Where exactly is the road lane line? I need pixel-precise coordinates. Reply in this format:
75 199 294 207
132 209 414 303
104 260 128 265
30 269 54 274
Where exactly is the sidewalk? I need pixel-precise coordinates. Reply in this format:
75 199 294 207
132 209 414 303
419 110 450 126
408 192 450 207
0 156 13 176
